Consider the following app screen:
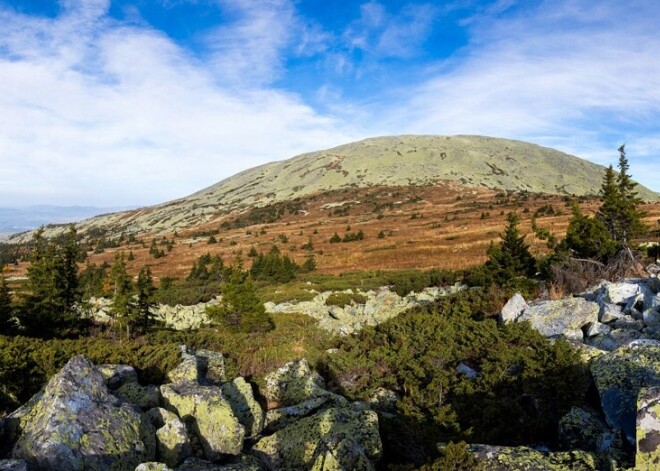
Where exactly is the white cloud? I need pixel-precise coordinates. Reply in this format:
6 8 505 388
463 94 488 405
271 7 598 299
0 0 359 206
381 0 660 191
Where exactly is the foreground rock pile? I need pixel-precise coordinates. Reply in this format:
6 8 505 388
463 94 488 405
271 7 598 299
0 347 382 470
494 275 660 469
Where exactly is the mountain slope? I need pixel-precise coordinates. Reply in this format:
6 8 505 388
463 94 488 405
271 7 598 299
8 135 659 240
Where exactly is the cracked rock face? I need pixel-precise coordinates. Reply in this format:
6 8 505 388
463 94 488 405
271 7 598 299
11 355 156 471
637 386 660 469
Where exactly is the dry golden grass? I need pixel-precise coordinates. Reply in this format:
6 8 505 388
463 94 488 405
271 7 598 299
5 183 660 282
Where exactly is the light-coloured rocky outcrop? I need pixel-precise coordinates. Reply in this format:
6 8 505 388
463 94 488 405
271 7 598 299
265 284 465 335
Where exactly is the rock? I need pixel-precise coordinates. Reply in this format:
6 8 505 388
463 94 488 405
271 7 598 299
637 386 660 469
116 382 161 409
517 297 599 338
367 387 400 412
147 407 181 429
156 417 191 468
456 362 479 379
468 444 599 470
264 395 348 434
499 292 528 324
136 464 172 471
590 341 660 444
624 293 646 315
11 355 156 470
0 460 28 471
196 349 226 385
219 377 264 437
262 359 329 407
160 383 244 459
597 281 644 305
175 456 263 470
251 404 382 470
644 308 660 326
559 406 620 457
648 276 660 294
564 328 584 342
585 322 611 338
310 437 375 470
97 364 139 389
167 347 226 386
566 341 607 363
600 303 624 323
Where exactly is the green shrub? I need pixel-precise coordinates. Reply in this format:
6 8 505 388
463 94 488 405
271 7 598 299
323 290 587 465
325 292 368 308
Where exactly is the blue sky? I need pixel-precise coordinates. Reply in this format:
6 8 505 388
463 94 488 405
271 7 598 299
0 0 659 206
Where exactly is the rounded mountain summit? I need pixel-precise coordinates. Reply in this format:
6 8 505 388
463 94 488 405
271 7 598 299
194 135 659 209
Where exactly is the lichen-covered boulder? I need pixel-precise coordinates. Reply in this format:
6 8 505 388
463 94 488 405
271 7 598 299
160 383 244 459
596 281 646 305
468 444 599 470
135 463 171 471
116 382 161 409
517 297 599 338
637 386 660 469
196 349 226 385
175 455 263 470
147 407 180 428
219 377 264 437
499 292 528 324
310 437 374 471
251 404 382 470
97 364 138 389
156 417 191 468
264 395 348 434
591 340 660 444
367 387 400 412
166 347 226 386
11 355 156 470
0 460 28 471
262 359 328 407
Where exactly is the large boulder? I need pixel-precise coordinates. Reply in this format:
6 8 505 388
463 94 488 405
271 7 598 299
251 404 382 470
517 297 599 338
637 386 660 470
11 355 156 470
219 377 264 437
590 340 660 444
499 292 528 324
167 347 226 386
97 364 139 389
468 444 598 470
175 455 263 470
115 382 161 410
596 280 647 305
0 461 28 471
146 407 191 468
262 359 329 407
160 383 244 459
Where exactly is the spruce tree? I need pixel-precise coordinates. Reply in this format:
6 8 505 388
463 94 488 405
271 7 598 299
110 253 133 333
597 145 646 246
133 265 155 335
486 212 536 284
0 276 13 333
561 204 617 261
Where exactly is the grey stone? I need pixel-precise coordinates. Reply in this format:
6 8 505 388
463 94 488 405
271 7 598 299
219 377 264 437
160 383 244 459
636 386 660 469
600 303 624 323
590 342 660 445
517 297 599 338
499 293 528 324
0 460 28 471
115 382 161 409
11 356 156 470
136 464 172 471
251 404 382 470
456 362 479 379
97 364 139 389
